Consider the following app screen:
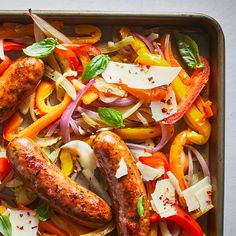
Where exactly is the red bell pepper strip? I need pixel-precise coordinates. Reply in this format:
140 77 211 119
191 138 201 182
3 112 23 142
4 41 25 51
150 205 203 236
163 56 210 125
0 158 11 181
139 152 169 175
0 56 12 76
61 44 101 56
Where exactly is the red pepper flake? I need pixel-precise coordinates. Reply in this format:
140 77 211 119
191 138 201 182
162 108 168 113
148 76 153 82
17 226 24 230
32 226 38 229
207 191 213 196
27 212 30 216
128 69 131 74
167 99 172 105
19 213 23 218
118 78 122 83
109 76 112 80
161 99 166 103
28 220 32 224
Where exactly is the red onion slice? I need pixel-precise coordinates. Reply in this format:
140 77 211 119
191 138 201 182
69 118 80 135
186 145 210 178
46 120 60 137
134 32 155 53
164 34 171 64
99 93 119 103
154 44 165 58
60 79 95 143
109 96 137 107
77 107 100 120
187 148 194 186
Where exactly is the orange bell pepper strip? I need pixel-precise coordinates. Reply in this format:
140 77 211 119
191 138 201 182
35 81 70 115
17 93 71 139
3 112 23 142
195 97 213 119
82 87 99 105
3 41 25 51
169 130 189 191
0 55 12 76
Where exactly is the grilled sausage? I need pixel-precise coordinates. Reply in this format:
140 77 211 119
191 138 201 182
7 137 112 228
93 131 150 236
0 57 44 124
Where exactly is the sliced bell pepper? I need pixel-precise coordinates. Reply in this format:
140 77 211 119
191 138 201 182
195 97 213 119
139 152 169 174
0 55 12 76
0 158 11 181
59 150 73 176
150 206 203 236
17 93 71 139
70 24 101 44
163 56 210 125
4 41 25 51
114 126 161 140
3 112 23 142
82 87 99 105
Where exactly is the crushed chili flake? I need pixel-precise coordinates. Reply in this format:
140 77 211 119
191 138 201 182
17 226 24 230
167 99 172 105
28 220 32 224
161 99 166 103
148 76 153 82
19 213 23 218
162 108 168 113
27 212 30 216
32 226 38 229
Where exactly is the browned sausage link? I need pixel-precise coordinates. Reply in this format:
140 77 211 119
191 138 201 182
0 57 44 124
7 137 112 228
93 131 150 236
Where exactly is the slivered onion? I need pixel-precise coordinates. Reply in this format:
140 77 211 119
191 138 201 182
0 39 5 60
99 93 118 103
187 148 194 186
60 79 95 142
98 35 135 53
164 34 171 64
33 23 45 41
122 100 143 119
29 93 38 122
136 111 149 126
186 145 210 178
27 11 71 43
46 120 60 136
147 32 159 42
70 118 80 135
134 32 155 53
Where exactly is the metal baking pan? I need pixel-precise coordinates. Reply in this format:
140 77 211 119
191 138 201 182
0 11 225 236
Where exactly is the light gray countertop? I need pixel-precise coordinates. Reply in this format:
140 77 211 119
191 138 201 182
1 0 234 235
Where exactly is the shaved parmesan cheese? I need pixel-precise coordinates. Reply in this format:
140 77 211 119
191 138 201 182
115 158 128 179
183 176 212 212
6 209 39 236
61 140 97 173
130 149 151 161
136 161 165 181
102 61 181 89
151 179 176 217
167 171 183 197
195 184 213 212
150 87 177 122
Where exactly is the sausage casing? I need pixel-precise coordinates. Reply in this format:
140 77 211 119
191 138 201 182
0 57 44 124
93 131 150 235
7 137 112 228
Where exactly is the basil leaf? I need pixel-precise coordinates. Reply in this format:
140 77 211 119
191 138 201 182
0 215 12 236
137 195 144 217
36 202 53 221
23 38 58 58
98 107 123 128
175 32 204 69
82 54 110 82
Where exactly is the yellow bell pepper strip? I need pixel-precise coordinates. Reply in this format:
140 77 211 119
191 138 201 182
114 126 161 140
3 112 23 141
70 24 102 44
59 149 73 176
0 21 63 39
122 27 211 145
0 55 12 76
82 87 99 105
163 56 210 125
17 93 72 139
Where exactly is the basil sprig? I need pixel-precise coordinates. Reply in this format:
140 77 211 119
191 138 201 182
82 54 110 82
137 195 144 217
36 202 53 221
98 107 123 128
23 38 58 58
175 32 204 69
0 215 12 236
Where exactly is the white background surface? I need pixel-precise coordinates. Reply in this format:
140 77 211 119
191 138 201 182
1 0 235 235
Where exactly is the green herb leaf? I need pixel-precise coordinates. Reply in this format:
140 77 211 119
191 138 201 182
175 32 204 69
137 195 144 217
98 107 123 128
0 215 12 236
36 202 53 221
23 38 58 58
82 54 110 82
